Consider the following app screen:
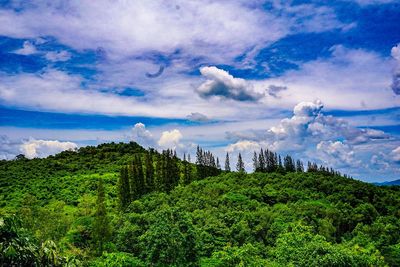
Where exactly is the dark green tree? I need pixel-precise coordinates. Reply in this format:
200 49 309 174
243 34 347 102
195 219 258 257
117 166 130 210
135 156 145 196
182 154 191 185
236 153 245 172
225 152 231 172
144 152 154 193
296 159 304 172
284 155 296 172
253 151 259 172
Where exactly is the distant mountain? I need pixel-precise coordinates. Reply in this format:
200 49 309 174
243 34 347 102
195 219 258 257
374 179 400 186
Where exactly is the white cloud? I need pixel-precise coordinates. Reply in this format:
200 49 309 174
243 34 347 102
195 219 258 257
13 40 37 55
391 43 400 95
391 146 400 162
223 99 398 178
197 66 264 101
0 69 232 118
129 123 155 148
20 139 77 159
257 45 399 110
226 140 260 153
158 129 183 150
0 0 352 67
0 1 286 63
317 140 361 168
45 50 71 62
187 112 209 122
0 135 21 160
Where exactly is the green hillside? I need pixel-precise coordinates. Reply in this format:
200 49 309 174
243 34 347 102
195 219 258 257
1 142 400 266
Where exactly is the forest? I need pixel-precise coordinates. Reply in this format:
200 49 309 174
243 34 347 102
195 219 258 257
1 142 400 266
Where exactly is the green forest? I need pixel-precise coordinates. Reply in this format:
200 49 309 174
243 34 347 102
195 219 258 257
1 142 400 266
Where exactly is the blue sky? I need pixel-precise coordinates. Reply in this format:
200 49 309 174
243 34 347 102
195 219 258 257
0 0 399 182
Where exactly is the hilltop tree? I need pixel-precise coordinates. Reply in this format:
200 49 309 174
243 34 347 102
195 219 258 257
236 153 245 172
284 155 296 172
225 153 231 172
253 151 259 172
258 149 266 172
182 153 191 185
296 160 304 172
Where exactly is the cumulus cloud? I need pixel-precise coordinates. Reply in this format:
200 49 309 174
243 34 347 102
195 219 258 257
391 43 400 95
268 100 388 150
130 123 155 148
13 40 37 55
317 140 361 168
158 129 183 149
226 140 260 153
197 66 264 101
224 100 396 175
0 135 21 160
20 139 77 159
45 50 72 62
391 146 400 163
187 112 209 122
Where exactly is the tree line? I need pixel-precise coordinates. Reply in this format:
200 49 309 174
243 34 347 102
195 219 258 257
118 146 350 211
250 148 349 177
117 146 223 210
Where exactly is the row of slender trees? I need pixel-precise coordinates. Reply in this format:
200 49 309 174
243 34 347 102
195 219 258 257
117 146 348 210
118 147 222 209
251 149 303 173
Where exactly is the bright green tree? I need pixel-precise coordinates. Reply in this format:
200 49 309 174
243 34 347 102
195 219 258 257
93 179 111 255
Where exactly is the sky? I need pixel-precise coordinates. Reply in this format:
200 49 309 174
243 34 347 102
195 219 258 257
0 0 399 182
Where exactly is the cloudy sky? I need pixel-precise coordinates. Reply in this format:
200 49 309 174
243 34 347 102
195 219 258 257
0 0 399 182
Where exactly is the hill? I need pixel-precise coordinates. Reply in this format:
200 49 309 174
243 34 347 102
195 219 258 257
1 142 400 266
375 179 400 186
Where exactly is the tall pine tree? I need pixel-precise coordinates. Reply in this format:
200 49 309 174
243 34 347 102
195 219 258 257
236 153 245 172
117 166 130 210
144 152 154 193
225 152 231 172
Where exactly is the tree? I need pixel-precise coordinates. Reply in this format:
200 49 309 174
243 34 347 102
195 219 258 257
117 166 130 210
144 152 154 193
182 157 191 185
135 156 145 196
129 160 139 200
253 151 259 172
236 153 245 172
216 157 221 170
258 149 266 172
296 160 304 172
284 155 295 172
225 153 231 172
93 179 111 254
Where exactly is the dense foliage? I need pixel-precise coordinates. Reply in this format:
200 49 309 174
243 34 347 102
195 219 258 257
1 142 400 266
